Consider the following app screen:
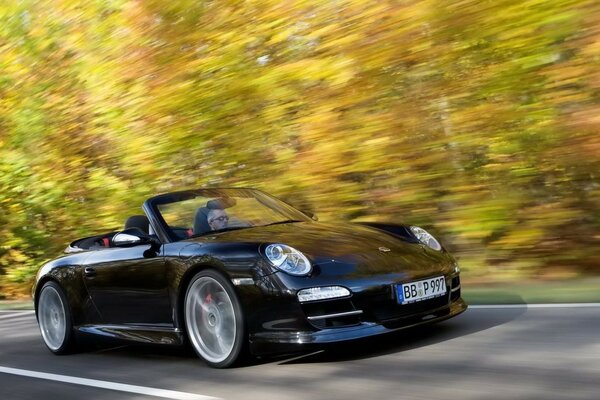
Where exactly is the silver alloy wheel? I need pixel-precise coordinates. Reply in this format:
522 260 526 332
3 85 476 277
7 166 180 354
185 276 237 364
38 285 67 351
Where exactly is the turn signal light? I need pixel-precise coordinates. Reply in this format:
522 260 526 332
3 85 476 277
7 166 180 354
297 286 351 302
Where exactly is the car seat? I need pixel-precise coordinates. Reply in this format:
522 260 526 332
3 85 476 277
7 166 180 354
193 207 211 235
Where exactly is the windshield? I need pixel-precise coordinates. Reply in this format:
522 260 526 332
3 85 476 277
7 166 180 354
150 188 311 241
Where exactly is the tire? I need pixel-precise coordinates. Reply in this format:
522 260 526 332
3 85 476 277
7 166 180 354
184 270 246 368
37 281 76 354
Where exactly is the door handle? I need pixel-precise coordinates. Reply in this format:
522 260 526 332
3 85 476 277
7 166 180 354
84 267 96 277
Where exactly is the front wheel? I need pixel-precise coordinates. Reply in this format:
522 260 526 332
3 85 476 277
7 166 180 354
184 270 245 368
37 281 76 354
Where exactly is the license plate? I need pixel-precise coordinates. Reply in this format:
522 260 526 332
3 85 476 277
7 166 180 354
396 276 447 304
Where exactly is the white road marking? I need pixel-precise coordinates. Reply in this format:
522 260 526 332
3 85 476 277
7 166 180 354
0 366 221 400
469 303 600 309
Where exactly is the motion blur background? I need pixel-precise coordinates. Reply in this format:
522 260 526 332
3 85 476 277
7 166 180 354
1 0 599 299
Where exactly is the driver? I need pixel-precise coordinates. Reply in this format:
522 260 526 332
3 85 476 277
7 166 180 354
207 208 229 231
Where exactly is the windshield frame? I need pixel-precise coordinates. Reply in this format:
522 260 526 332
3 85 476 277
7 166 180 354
143 188 312 243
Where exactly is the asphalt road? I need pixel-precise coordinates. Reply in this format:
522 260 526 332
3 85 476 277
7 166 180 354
1 305 598 400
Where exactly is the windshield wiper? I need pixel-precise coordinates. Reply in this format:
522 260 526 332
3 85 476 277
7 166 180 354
262 220 303 227
190 220 303 237
190 226 248 237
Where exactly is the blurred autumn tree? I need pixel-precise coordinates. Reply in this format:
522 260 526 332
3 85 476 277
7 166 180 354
1 0 599 297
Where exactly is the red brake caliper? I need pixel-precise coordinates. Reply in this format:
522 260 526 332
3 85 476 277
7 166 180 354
200 293 212 319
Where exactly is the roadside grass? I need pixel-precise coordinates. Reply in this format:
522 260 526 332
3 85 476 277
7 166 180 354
462 277 600 304
0 277 598 310
0 300 34 310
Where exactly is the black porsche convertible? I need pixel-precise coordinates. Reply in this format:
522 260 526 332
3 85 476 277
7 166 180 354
34 188 467 367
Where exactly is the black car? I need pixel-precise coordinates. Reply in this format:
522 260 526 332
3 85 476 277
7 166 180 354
34 188 467 368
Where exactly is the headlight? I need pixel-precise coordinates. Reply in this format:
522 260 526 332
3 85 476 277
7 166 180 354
409 226 442 251
264 244 312 276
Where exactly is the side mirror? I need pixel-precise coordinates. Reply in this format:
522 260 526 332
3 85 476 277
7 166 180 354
113 228 161 251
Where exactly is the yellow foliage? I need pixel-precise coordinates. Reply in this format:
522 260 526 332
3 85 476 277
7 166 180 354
1 0 600 297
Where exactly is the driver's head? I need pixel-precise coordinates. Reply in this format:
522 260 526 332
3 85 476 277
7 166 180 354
207 208 229 231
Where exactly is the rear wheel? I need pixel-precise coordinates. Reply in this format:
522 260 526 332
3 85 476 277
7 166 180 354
37 281 75 354
184 270 245 368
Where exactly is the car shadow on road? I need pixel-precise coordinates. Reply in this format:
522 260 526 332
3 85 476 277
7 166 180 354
276 304 526 365
76 302 526 368
80 339 197 360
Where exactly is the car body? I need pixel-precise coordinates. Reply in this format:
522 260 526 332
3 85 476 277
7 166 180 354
34 188 467 367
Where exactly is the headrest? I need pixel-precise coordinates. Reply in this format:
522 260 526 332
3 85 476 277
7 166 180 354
124 215 150 234
206 197 236 210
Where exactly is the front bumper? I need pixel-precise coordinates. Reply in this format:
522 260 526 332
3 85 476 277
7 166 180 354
249 297 467 355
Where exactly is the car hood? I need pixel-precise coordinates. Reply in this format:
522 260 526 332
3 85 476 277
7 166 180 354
190 221 455 278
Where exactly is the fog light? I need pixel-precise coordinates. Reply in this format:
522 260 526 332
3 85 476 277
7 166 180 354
297 286 351 302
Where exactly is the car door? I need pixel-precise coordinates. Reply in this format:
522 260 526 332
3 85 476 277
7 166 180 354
82 244 172 325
